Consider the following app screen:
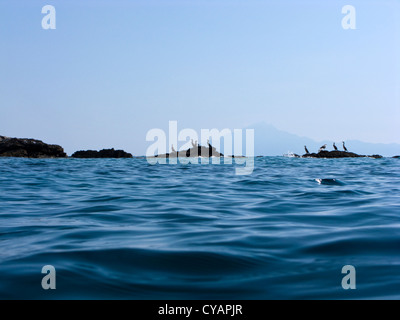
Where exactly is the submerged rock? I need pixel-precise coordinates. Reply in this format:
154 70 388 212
302 150 382 159
315 178 344 185
0 135 67 158
393 156 400 159
71 148 133 158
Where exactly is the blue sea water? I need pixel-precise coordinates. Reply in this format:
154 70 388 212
0 157 399 300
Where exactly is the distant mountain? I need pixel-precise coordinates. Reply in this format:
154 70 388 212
242 123 400 157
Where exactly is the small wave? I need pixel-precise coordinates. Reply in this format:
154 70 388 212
283 151 299 158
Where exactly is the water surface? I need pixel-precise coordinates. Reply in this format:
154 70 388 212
0 157 399 299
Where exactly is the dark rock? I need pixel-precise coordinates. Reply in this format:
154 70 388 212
150 143 224 159
393 156 400 159
302 150 382 159
0 135 67 158
184 145 223 158
71 148 133 158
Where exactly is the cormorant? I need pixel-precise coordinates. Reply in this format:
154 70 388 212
342 141 348 152
191 139 198 148
333 142 338 151
304 146 310 154
318 144 327 152
171 145 176 153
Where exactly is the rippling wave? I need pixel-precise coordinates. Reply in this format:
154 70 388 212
0 157 399 299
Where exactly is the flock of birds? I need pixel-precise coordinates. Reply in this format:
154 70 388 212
304 141 348 154
170 139 213 153
172 140 350 156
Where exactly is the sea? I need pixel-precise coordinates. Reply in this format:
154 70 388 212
0 157 399 299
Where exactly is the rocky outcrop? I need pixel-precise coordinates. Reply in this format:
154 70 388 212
150 144 224 158
393 156 400 159
71 148 133 158
0 136 67 158
302 150 382 159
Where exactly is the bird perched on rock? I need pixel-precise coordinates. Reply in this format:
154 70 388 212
342 141 348 152
318 144 327 153
333 142 338 151
304 146 310 154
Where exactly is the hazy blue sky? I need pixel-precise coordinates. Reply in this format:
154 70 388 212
0 0 399 155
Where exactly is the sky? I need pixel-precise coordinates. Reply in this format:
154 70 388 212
0 0 399 155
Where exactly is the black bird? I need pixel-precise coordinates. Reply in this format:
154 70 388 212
207 139 216 152
333 142 338 151
319 144 327 152
304 146 310 154
342 141 348 152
